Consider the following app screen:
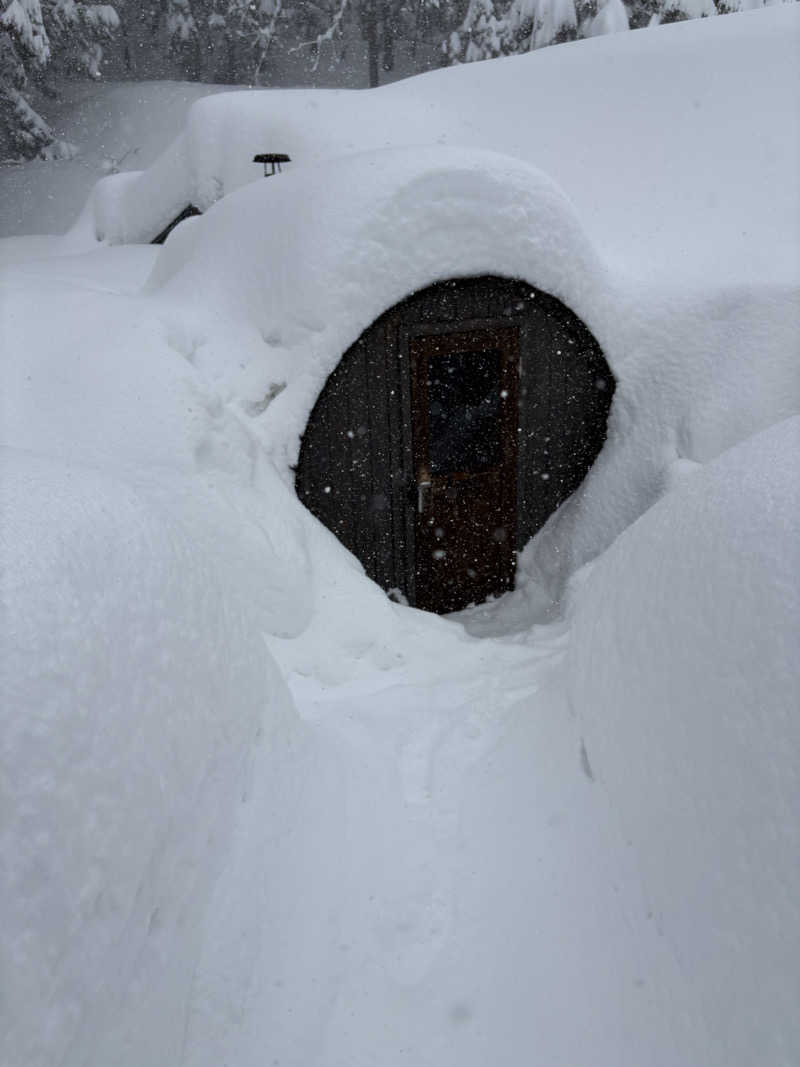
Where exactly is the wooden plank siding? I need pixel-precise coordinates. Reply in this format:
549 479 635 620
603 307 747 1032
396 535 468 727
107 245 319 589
295 276 614 612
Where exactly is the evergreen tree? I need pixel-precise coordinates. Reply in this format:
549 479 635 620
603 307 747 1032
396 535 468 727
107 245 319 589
445 0 788 59
1 0 118 159
444 0 506 62
657 0 716 22
445 0 629 60
1 0 53 157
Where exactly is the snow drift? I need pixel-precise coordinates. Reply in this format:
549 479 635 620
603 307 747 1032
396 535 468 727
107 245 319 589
0 453 298 1066
0 244 313 1067
568 417 800 1064
1 7 799 1066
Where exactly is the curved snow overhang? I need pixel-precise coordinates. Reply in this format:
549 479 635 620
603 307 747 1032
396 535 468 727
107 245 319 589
144 145 615 467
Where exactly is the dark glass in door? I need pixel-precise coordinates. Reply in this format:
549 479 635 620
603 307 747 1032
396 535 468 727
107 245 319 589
410 327 519 613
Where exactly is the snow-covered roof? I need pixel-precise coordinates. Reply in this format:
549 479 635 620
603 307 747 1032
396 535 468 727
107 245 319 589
84 5 800 288
145 146 610 455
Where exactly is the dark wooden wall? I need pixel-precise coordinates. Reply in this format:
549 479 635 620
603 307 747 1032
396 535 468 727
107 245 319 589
294 276 614 609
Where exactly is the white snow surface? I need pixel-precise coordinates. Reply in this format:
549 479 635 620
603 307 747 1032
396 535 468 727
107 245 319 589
569 417 800 1065
1 452 301 1066
83 6 800 287
1 8 799 1067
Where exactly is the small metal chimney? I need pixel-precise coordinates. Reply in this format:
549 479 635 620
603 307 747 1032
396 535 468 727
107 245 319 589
253 153 291 177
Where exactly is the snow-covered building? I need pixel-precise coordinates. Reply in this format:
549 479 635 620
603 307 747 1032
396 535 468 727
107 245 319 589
71 2 798 613
1 6 799 1066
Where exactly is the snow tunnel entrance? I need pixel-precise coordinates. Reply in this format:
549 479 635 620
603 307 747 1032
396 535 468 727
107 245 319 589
295 276 614 614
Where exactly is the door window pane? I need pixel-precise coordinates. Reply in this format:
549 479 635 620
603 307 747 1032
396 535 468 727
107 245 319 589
428 349 502 474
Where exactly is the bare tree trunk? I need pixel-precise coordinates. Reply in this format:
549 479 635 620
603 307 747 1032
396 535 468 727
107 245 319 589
120 12 134 75
361 1 380 86
225 31 237 83
411 0 422 59
382 0 395 71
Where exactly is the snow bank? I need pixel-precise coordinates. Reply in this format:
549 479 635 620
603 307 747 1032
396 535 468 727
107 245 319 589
85 6 800 286
0 452 298 1066
568 417 800 1064
0 236 484 1064
0 245 318 1066
517 279 800 607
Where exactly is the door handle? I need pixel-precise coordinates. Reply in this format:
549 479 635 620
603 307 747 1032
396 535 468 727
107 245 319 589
417 479 432 514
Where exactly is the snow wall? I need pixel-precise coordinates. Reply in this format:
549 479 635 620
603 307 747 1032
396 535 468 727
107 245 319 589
568 416 800 1065
0 453 304 1066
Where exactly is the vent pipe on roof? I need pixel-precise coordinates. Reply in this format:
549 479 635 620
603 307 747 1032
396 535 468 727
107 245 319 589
253 153 291 177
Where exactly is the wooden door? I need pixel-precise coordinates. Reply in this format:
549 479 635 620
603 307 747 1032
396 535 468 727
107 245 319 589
410 327 519 614
296 276 614 615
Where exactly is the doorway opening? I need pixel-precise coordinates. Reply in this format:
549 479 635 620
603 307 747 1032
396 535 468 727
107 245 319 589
295 276 614 614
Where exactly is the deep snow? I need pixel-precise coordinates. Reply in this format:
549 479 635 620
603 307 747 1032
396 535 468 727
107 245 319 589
569 416 800 1067
81 5 800 287
1 8 799 1067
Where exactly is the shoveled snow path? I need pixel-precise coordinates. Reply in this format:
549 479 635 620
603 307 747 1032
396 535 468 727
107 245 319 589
289 627 554 987
252 618 712 1067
